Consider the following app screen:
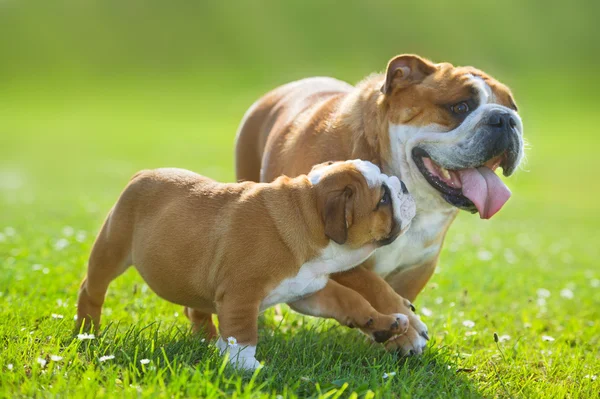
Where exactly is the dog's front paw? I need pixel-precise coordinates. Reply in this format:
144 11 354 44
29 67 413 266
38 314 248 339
384 302 429 355
350 312 409 343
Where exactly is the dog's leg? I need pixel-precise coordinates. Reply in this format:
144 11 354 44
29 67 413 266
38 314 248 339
76 211 131 332
383 258 438 302
184 307 217 338
215 297 261 370
289 280 408 343
331 266 429 355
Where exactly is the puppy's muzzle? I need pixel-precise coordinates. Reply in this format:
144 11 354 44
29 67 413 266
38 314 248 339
378 177 415 247
378 221 403 247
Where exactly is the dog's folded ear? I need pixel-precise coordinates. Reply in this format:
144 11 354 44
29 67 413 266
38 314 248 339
381 54 437 94
323 186 354 245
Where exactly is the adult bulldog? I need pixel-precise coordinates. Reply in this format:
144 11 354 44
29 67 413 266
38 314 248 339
234 54 524 354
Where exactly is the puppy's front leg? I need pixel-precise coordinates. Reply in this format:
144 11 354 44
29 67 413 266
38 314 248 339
289 280 408 343
215 297 261 371
332 266 429 355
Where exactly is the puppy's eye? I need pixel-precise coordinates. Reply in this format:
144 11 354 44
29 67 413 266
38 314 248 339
379 184 391 206
451 102 469 115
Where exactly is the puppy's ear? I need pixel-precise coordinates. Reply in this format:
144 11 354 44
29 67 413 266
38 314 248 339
381 54 437 94
323 186 354 245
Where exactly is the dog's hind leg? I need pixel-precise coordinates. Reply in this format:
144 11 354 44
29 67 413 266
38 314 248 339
76 208 132 332
184 307 217 339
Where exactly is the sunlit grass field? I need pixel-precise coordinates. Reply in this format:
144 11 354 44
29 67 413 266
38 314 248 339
1 0 599 396
1 71 598 398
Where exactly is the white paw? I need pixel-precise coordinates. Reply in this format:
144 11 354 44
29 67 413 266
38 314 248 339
385 313 429 356
215 337 261 371
235 356 261 371
391 313 410 333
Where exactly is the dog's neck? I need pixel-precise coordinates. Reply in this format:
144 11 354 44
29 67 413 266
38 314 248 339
262 176 328 263
336 74 391 162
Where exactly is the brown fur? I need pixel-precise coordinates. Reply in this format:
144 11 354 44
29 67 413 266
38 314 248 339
76 164 407 348
234 54 517 352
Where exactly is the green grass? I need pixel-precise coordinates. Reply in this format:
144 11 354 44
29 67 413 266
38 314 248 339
1 75 599 398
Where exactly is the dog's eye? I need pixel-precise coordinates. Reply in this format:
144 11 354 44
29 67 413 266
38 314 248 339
379 184 391 206
451 102 469 115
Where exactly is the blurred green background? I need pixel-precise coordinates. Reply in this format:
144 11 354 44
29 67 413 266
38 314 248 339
1 0 598 291
1 0 598 214
1 1 599 396
2 0 599 290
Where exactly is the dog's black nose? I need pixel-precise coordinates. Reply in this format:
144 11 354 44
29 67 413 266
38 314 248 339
485 113 517 131
400 181 408 194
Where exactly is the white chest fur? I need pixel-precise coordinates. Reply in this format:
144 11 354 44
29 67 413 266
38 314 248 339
375 122 457 277
372 210 452 277
260 241 376 311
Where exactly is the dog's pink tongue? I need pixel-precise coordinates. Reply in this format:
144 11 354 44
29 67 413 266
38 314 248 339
457 167 511 219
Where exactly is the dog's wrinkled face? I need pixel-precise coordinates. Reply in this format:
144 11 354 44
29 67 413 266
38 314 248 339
382 55 524 219
309 160 416 248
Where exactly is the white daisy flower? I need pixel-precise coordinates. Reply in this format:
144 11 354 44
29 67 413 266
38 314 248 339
226 336 238 347
477 249 493 261
421 307 433 317
7 364 13 371
462 320 475 328
51 314 64 319
139 359 150 365
498 334 511 342
536 288 551 298
54 238 69 251
591 279 600 288
536 297 547 307
542 335 555 342
560 288 574 299
99 355 115 362
37 358 47 368
77 333 95 340
50 355 63 362
383 371 396 379
465 331 478 337
62 226 74 237
75 231 87 243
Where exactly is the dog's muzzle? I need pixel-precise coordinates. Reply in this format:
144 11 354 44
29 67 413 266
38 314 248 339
477 111 521 175
411 109 523 219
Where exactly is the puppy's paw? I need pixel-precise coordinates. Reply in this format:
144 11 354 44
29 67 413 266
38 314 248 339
215 338 261 371
350 312 409 343
384 302 429 356
232 356 261 371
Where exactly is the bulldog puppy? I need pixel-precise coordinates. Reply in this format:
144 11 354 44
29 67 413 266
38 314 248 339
235 54 524 355
76 160 417 370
